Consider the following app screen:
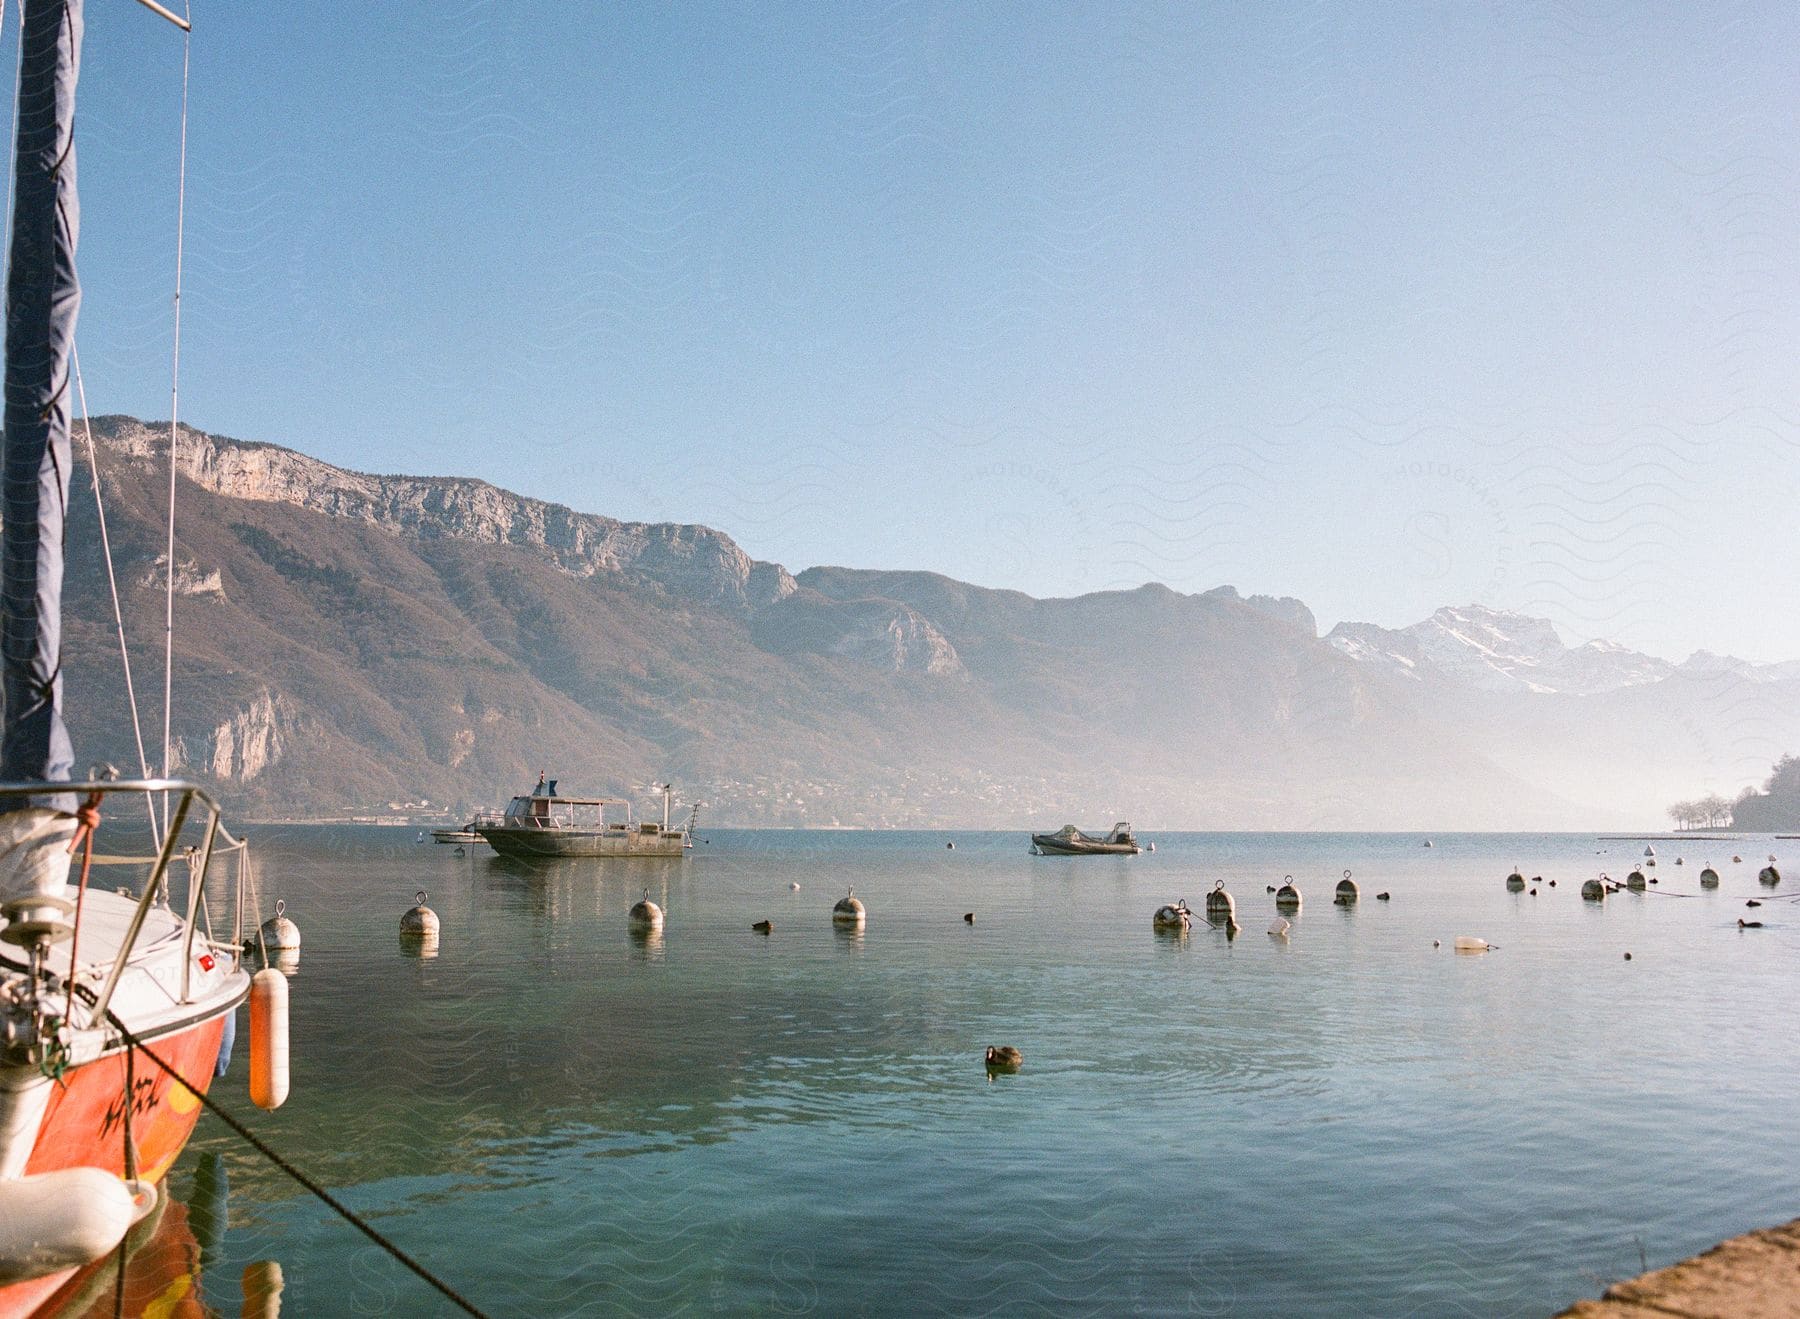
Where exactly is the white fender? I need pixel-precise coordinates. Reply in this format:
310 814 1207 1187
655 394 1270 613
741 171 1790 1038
0 1168 156 1284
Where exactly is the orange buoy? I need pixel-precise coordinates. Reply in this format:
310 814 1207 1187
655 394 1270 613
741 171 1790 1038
249 968 289 1111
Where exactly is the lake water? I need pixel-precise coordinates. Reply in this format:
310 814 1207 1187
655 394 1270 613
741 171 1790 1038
144 828 1798 1316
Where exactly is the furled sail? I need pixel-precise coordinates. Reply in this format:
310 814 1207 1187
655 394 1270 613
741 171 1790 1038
0 0 82 814
0 0 83 910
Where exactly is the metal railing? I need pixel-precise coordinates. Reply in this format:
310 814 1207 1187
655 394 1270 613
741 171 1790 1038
0 777 225 1023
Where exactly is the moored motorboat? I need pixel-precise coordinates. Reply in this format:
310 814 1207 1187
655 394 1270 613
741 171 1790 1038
475 777 692 859
1029 822 1142 856
431 810 500 845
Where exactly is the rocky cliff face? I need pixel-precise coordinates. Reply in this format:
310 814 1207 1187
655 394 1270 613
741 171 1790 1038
751 590 966 677
94 417 798 613
167 689 302 783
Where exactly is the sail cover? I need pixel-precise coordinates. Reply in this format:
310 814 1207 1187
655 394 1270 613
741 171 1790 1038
0 0 82 809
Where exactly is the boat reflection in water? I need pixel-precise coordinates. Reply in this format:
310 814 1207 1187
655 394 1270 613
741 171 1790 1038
50 1151 285 1317
485 855 686 924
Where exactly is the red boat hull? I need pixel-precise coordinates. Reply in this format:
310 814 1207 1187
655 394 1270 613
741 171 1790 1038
0 1015 226 1318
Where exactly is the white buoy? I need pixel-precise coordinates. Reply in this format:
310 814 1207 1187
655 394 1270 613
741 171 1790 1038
399 890 439 939
258 900 300 952
1334 870 1358 905
1267 917 1290 939
788 881 800 892
1275 877 1302 912
832 888 865 926
1644 845 1656 857
629 888 664 931
1453 936 1491 953
0 1169 157 1285
249 967 290 1111
1152 900 1192 931
1204 881 1235 923
1581 877 1607 901
1700 866 1720 888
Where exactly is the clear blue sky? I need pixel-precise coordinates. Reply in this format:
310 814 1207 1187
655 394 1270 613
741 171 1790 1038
61 2 1800 661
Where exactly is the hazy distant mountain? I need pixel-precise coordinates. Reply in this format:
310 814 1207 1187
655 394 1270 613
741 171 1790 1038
56 419 1800 829
1327 605 1675 695
1323 605 1800 819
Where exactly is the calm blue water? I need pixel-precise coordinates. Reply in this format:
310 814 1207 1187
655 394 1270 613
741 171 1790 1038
158 829 1798 1316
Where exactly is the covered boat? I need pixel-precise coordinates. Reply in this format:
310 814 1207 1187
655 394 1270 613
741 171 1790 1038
1030 822 1143 856
475 778 690 859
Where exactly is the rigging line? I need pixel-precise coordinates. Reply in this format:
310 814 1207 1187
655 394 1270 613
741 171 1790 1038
161 18 192 834
95 1007 491 1318
73 353 163 847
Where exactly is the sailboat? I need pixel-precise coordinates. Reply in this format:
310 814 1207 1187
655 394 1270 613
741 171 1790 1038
0 1 266 1311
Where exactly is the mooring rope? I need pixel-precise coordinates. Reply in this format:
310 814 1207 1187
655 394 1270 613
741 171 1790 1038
100 1013 490 1317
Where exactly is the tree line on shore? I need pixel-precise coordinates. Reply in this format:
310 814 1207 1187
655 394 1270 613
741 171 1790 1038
1669 754 1800 831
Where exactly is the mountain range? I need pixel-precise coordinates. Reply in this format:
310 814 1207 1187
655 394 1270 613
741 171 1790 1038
55 417 1800 829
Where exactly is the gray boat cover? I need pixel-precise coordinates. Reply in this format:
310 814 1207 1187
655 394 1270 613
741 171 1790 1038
1 0 82 810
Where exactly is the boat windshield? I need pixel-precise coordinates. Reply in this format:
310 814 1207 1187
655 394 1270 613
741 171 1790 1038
499 795 624 830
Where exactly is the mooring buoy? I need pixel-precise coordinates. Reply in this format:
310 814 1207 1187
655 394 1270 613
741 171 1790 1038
1204 881 1235 923
1581 878 1607 901
629 888 664 931
832 888 865 926
1153 900 1192 931
1700 866 1720 888
259 900 300 952
399 890 439 940
1275 877 1302 912
1334 870 1358 905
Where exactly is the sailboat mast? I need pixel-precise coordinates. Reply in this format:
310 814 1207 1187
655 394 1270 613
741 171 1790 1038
0 0 82 812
